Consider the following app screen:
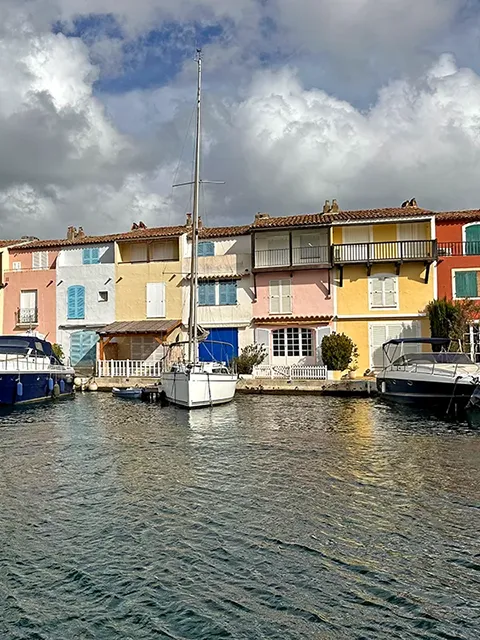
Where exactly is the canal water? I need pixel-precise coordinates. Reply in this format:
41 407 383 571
0 395 478 640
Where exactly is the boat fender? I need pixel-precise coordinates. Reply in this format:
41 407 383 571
88 382 98 392
59 379 65 393
48 378 54 392
16 381 23 397
74 377 82 388
53 383 61 398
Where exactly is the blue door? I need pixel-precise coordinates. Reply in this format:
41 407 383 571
70 331 99 366
199 328 239 364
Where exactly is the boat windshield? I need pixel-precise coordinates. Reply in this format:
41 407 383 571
392 352 474 367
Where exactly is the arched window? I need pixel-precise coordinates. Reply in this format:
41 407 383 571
67 285 85 319
463 223 480 255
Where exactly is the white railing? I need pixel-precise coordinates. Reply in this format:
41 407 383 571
252 364 327 380
96 359 163 378
0 354 70 372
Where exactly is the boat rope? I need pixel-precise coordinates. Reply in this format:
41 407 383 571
207 371 212 407
446 376 462 417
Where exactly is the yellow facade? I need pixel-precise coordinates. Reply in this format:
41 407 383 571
333 220 435 373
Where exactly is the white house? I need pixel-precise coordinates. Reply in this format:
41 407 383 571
56 242 116 368
182 225 254 363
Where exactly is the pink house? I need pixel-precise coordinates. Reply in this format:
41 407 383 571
251 213 334 366
3 246 59 342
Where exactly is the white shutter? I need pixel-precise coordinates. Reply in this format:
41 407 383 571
280 279 292 313
32 252 48 270
131 244 147 262
369 277 384 308
12 262 21 271
315 326 332 364
20 290 36 310
370 324 388 369
269 280 281 314
146 283 165 318
398 223 427 241
383 277 398 308
255 328 270 364
151 241 175 261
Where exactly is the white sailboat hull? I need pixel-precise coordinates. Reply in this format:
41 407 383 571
161 370 237 408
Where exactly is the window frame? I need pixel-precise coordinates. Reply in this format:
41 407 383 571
197 241 215 257
67 285 86 320
198 280 238 306
269 278 292 314
272 328 313 357
452 268 480 300
32 251 49 271
368 274 399 310
98 291 109 302
82 247 100 265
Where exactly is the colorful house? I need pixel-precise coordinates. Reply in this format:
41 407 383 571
436 209 480 356
182 224 254 363
2 243 59 342
251 212 334 366
332 205 437 372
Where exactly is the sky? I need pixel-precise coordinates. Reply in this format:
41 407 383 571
1 0 480 238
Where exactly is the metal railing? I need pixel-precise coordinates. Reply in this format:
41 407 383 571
254 246 330 268
333 240 436 263
0 353 68 372
252 364 327 379
97 360 164 378
438 241 480 257
16 308 38 325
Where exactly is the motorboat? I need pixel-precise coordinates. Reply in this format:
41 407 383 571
376 337 480 417
0 335 75 405
160 51 237 409
112 387 142 399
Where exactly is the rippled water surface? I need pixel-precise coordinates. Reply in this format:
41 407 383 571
0 394 479 639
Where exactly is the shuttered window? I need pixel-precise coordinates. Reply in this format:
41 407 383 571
465 224 480 255
70 331 98 366
146 283 166 318
369 275 398 309
454 271 478 298
82 247 100 264
32 252 48 270
67 285 85 319
369 322 420 370
198 282 216 306
269 279 292 314
197 241 214 257
219 280 237 305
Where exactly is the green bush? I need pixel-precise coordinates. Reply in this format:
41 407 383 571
321 332 358 371
232 343 268 374
426 298 479 351
52 343 64 363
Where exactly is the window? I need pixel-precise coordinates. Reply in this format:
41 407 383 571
464 224 480 255
454 271 479 298
197 241 214 257
370 322 420 369
12 262 21 271
198 281 216 306
272 328 313 357
98 291 108 302
369 275 398 309
218 280 237 305
151 241 177 261
19 290 38 324
82 247 100 264
130 243 148 262
32 251 48 270
67 285 85 320
269 279 292 314
146 283 166 318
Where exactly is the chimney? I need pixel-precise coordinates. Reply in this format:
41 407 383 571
255 212 270 221
186 213 192 227
322 200 331 214
401 200 409 208
139 221 146 229
66 226 75 241
131 222 139 230
330 199 339 213
198 216 203 229
409 198 418 208
76 227 85 240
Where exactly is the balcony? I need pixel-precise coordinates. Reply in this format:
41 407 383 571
438 241 480 257
333 240 437 264
16 308 38 325
254 246 331 270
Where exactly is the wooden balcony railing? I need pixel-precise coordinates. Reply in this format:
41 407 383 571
254 246 331 269
332 240 437 264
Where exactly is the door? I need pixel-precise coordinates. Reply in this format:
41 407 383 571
199 328 239 364
19 290 37 324
146 283 165 318
70 331 99 366
341 226 371 261
465 224 480 255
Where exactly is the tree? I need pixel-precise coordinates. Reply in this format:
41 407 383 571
232 343 268 374
426 298 479 351
52 343 64 363
321 333 358 371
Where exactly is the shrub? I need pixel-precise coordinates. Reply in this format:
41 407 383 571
426 298 480 351
52 343 64 363
233 343 268 374
321 332 358 371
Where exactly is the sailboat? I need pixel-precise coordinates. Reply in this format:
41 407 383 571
160 51 238 409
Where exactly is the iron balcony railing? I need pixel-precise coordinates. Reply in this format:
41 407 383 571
437 241 480 257
332 240 437 263
16 308 38 325
254 246 331 268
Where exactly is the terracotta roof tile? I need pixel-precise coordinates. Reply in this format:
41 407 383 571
252 207 433 229
253 315 333 324
198 225 250 238
436 210 480 221
0 240 31 249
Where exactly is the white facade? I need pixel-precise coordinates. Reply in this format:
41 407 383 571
182 234 254 353
56 244 116 366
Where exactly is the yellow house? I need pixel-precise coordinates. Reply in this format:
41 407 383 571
97 225 187 369
331 205 437 373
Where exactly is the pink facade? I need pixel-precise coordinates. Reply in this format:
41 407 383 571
253 270 333 317
3 248 59 341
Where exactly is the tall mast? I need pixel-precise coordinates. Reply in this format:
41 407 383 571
188 49 202 362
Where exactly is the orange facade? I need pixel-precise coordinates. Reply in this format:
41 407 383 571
436 217 480 301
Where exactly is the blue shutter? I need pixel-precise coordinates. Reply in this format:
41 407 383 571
70 331 98 366
83 247 100 264
82 248 91 264
455 271 478 298
465 225 480 255
198 241 214 257
198 282 207 306
219 280 237 305
67 285 86 319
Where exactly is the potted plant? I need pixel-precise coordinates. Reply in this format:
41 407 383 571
321 333 359 380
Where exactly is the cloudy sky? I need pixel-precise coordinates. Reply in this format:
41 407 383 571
1 0 480 238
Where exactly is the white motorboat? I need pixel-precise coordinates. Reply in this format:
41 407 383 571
376 337 480 417
160 50 237 409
